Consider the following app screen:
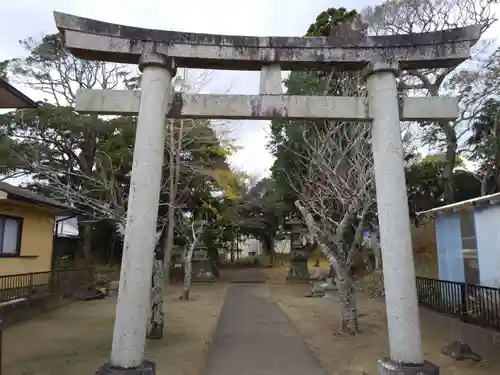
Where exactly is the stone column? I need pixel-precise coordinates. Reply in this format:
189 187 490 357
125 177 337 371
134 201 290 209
192 235 215 282
259 64 282 94
286 218 309 282
365 62 438 375
97 53 176 375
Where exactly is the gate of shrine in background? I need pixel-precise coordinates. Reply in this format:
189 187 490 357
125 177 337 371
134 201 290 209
54 11 479 375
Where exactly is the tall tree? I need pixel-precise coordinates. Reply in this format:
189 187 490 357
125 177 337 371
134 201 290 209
405 154 481 218
270 8 376 335
149 117 239 339
467 98 500 195
269 7 363 215
2 33 136 261
293 117 375 335
233 178 284 256
0 60 8 81
362 0 497 204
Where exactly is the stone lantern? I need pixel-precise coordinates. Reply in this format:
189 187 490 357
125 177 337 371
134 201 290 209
286 218 310 282
191 222 215 282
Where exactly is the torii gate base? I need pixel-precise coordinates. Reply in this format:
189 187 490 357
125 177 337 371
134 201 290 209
53 11 480 375
97 361 156 375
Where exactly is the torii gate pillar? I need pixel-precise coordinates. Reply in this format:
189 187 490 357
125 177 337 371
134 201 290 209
365 62 437 374
105 53 175 375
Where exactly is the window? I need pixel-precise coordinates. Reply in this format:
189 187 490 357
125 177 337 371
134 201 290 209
0 215 22 256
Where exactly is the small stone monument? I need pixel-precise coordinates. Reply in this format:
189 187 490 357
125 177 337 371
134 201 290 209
286 218 310 282
308 278 338 298
192 238 215 282
441 341 482 362
107 280 119 297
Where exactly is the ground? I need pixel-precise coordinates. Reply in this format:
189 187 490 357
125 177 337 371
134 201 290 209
266 268 500 375
3 268 500 375
3 283 227 375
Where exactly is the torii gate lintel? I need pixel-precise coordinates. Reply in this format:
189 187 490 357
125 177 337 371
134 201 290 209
75 90 460 122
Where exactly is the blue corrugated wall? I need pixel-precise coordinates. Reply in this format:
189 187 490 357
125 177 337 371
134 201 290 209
474 205 500 287
435 212 465 282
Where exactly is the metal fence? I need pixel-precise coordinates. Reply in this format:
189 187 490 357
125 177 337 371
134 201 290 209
416 276 500 330
0 267 94 327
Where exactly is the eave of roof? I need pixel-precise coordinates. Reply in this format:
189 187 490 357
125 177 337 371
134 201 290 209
0 79 38 109
0 182 75 214
416 192 500 217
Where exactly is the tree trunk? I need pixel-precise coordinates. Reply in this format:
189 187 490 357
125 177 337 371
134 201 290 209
481 164 493 196
313 241 359 335
78 130 97 264
163 209 176 285
147 119 182 337
336 275 358 335
331 251 359 335
295 200 359 335
164 119 183 283
442 121 457 204
494 111 500 193
148 247 165 339
181 221 204 300
369 234 382 271
361 248 373 274
182 241 197 300
81 223 93 264
262 235 273 256
373 243 382 271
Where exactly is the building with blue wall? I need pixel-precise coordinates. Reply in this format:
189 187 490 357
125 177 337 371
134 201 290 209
417 192 500 288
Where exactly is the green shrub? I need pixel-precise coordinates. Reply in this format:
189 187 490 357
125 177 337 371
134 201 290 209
94 274 110 287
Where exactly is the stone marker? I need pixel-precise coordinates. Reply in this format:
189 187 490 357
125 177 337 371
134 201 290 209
308 278 339 298
191 243 215 282
441 341 482 362
107 281 119 297
53 10 480 375
286 218 310 282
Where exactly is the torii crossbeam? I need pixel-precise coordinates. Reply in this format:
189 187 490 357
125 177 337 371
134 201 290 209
76 90 459 121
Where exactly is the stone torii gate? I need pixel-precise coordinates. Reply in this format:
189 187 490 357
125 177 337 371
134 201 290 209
53 11 480 375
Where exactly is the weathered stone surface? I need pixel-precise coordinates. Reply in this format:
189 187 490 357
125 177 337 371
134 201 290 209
307 278 339 298
311 281 327 294
192 259 215 282
259 64 282 95
107 280 119 297
378 358 439 375
286 219 310 282
96 360 156 375
54 11 480 71
441 341 482 362
287 260 309 282
75 90 459 121
191 247 215 282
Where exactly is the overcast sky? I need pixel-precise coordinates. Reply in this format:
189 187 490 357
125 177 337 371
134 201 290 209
1 0 499 179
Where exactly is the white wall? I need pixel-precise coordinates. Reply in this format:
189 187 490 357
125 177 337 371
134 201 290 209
239 237 262 258
54 216 79 238
474 205 500 288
